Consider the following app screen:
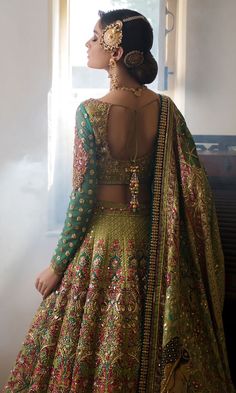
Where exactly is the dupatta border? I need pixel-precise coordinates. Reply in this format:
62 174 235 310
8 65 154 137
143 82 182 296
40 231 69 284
138 95 171 393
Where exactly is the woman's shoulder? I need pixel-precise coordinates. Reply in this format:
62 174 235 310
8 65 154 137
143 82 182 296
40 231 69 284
77 98 97 110
77 91 180 118
78 90 164 118
79 97 111 111
75 98 112 130
78 93 178 113
75 98 107 120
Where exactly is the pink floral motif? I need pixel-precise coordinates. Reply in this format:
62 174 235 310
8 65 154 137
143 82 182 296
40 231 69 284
4 212 149 392
73 127 88 191
166 272 171 287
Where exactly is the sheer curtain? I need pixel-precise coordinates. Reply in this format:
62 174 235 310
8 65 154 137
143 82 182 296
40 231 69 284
48 0 111 232
48 0 75 232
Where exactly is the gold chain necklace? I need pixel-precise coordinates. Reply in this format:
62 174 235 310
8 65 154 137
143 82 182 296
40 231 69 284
111 85 147 97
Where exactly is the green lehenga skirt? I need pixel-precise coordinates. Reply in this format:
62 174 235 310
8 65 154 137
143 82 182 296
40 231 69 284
4 202 150 393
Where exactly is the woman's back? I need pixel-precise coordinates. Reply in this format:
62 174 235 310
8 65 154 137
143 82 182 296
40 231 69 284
4 6 234 391
99 88 160 159
91 89 160 204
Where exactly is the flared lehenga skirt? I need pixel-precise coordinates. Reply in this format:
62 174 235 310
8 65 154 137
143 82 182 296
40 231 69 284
4 202 150 393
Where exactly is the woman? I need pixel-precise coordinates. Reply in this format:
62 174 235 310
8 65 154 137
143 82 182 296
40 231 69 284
3 8 234 393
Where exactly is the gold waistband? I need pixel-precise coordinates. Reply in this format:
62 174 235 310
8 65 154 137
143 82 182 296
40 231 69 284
94 200 150 215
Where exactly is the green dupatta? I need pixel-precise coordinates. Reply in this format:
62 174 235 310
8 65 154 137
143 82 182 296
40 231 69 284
138 96 234 393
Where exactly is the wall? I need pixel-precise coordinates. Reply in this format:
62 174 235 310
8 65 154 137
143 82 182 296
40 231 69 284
0 0 56 386
184 0 236 135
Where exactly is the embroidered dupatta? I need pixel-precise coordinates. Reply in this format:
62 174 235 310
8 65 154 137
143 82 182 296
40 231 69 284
138 96 234 393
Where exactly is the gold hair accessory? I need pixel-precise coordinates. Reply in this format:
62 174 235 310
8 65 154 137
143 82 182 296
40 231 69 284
100 15 148 52
100 20 123 52
124 50 144 68
123 15 147 22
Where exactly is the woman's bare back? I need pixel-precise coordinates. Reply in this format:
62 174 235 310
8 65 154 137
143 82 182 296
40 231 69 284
96 88 160 204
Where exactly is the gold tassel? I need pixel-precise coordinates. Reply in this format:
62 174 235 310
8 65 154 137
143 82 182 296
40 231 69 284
129 164 139 212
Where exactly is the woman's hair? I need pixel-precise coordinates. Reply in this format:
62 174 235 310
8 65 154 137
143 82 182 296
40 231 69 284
99 9 158 84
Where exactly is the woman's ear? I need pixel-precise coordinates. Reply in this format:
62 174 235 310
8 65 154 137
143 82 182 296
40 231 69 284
111 47 124 62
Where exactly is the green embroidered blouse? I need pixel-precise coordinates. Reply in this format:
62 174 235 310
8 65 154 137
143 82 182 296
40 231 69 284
50 103 97 275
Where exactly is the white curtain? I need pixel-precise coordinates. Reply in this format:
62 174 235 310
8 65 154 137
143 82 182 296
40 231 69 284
48 0 75 232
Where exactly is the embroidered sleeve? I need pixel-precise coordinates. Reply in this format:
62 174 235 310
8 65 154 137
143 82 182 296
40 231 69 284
50 103 97 275
72 126 89 191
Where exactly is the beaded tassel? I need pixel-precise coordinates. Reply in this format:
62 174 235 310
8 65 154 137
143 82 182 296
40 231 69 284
129 164 140 212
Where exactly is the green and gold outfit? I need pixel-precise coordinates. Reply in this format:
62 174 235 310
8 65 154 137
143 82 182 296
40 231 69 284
4 96 234 392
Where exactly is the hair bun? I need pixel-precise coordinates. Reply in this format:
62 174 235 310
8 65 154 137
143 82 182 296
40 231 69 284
128 51 158 84
99 9 158 84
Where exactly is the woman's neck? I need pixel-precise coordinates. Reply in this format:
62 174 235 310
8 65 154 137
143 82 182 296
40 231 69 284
108 65 142 90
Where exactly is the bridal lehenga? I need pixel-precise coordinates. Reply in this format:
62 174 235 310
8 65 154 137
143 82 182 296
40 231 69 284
3 96 235 392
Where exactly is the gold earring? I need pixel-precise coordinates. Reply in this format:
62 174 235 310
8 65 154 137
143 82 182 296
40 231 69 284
108 58 119 90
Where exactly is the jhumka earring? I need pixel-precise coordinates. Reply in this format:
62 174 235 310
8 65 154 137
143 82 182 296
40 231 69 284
108 58 119 90
100 20 122 90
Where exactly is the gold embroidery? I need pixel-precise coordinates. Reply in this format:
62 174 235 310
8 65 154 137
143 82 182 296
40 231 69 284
83 98 154 185
72 127 89 191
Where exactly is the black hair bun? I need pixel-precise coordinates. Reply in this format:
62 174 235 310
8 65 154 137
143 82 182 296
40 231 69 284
128 51 158 84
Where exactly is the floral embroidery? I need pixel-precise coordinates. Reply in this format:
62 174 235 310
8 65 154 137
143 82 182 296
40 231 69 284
83 98 154 185
4 206 150 392
50 104 97 275
72 126 89 191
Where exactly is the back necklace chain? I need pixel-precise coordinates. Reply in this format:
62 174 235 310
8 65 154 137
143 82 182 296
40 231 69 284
111 85 147 97
109 84 147 211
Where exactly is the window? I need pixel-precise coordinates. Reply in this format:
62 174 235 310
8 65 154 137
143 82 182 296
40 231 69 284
70 0 165 98
48 0 173 231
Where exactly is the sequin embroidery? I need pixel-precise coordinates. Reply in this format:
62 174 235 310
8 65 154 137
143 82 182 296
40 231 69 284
83 98 154 185
72 127 89 191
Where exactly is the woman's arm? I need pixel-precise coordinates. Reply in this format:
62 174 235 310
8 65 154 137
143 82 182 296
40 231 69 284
35 103 97 298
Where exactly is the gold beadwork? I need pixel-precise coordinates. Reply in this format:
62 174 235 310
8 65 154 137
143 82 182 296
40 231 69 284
100 20 123 52
124 50 144 68
108 58 119 90
129 164 140 212
111 85 147 97
99 16 148 53
138 96 169 392
83 98 154 186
